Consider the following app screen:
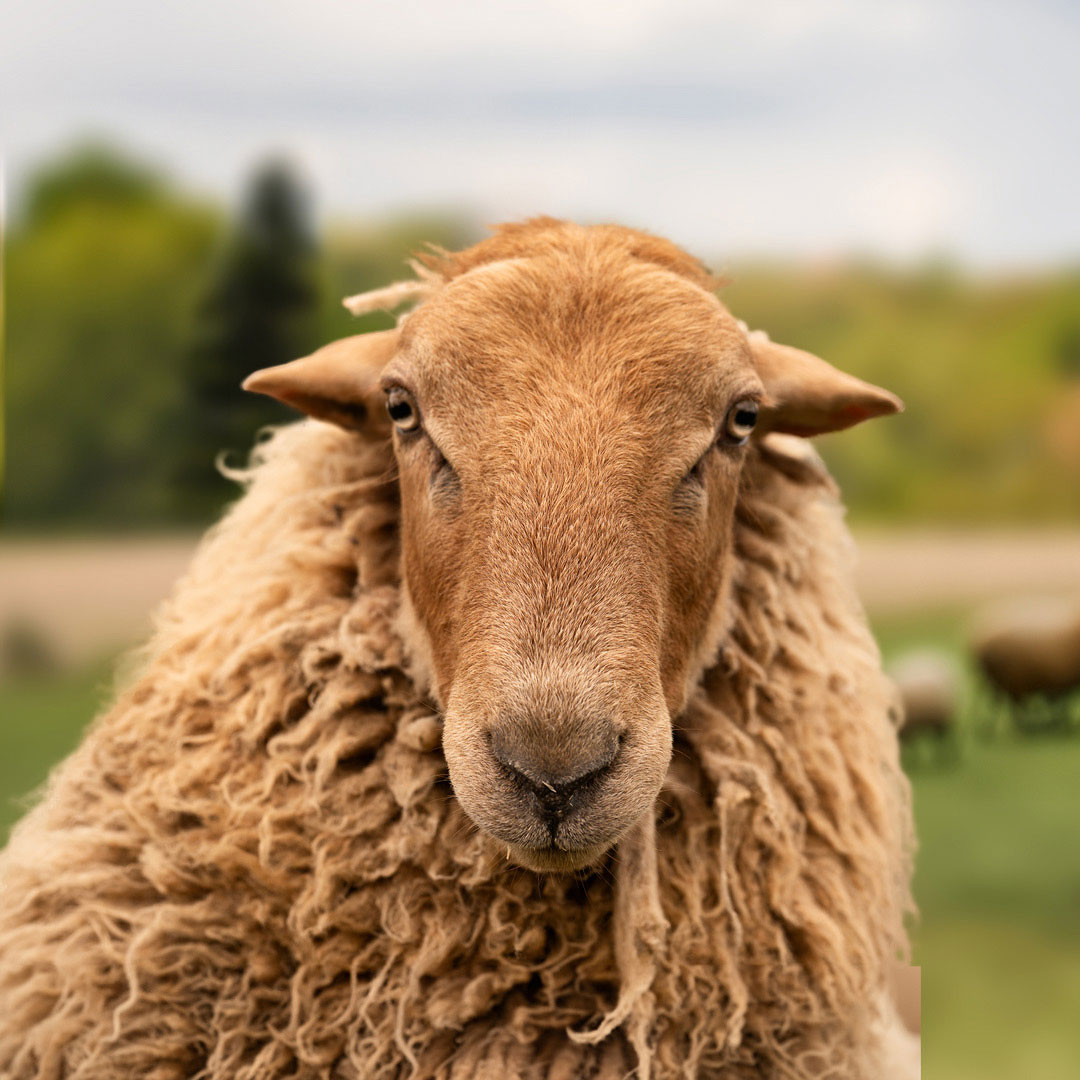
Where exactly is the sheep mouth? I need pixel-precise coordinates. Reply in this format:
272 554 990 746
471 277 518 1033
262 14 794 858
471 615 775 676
504 840 613 873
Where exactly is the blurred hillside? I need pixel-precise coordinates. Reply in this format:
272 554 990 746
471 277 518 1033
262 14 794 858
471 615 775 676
3 143 1079 530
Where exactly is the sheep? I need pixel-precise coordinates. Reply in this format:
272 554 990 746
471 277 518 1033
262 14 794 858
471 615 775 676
0 218 916 1080
888 649 960 736
971 595 1080 732
887 649 961 762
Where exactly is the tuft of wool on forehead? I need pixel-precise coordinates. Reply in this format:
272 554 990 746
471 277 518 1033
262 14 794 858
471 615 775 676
342 218 725 319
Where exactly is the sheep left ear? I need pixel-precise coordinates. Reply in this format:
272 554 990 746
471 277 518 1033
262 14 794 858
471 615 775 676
749 335 903 437
242 329 399 434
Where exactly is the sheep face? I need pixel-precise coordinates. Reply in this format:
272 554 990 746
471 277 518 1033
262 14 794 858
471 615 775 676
244 220 901 873
382 257 761 871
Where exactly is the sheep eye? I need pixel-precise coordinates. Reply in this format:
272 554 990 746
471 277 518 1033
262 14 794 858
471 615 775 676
723 399 759 445
386 387 420 432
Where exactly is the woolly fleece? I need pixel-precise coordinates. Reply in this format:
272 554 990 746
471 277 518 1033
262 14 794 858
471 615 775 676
0 390 912 1080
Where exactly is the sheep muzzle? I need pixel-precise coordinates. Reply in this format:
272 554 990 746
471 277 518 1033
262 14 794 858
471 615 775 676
442 674 672 871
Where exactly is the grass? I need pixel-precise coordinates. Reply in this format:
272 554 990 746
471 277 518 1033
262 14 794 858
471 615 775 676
872 609 1080 1079
0 658 117 842
1 620 1078 1077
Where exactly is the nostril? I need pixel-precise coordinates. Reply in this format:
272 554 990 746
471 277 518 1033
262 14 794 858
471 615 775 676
489 728 619 819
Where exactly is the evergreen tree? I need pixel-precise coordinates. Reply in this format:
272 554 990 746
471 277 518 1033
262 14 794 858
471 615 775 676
174 159 320 519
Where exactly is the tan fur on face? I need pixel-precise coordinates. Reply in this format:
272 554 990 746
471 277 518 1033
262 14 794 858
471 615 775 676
380 224 763 866
241 218 899 875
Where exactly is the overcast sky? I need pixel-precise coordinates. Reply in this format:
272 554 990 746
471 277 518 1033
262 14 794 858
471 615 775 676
3 0 1077 267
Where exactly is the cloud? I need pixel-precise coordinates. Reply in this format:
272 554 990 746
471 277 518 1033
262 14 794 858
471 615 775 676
2 0 1077 265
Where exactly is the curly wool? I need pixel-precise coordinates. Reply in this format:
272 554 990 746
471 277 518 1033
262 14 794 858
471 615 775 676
0 420 912 1080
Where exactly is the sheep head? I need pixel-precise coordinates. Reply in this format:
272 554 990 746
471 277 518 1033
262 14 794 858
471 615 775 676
245 220 901 873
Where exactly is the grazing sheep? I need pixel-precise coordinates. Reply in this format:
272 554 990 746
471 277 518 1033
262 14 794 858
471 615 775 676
888 649 961 766
0 219 915 1079
972 596 1080 729
889 649 961 741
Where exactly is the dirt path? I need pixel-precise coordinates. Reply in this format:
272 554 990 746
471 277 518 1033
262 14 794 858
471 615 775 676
0 536 198 667
2 529 1079 667
853 528 1080 615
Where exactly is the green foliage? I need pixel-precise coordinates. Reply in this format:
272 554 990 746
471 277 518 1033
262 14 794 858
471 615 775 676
4 151 220 526
21 142 165 229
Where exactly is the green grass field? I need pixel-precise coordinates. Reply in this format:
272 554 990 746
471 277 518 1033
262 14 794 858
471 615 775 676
0 658 117 838
875 611 1080 1079
1 619 1078 1078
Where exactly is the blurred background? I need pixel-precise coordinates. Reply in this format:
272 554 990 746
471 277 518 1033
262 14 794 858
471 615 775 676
2 2 1078 1076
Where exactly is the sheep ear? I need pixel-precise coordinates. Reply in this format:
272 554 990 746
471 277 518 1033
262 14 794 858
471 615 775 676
749 336 903 437
242 329 399 433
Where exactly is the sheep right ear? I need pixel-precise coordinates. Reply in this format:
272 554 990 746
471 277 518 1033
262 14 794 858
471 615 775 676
242 329 399 434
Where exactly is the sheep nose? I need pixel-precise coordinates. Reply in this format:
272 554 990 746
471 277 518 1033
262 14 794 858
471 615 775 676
491 729 619 833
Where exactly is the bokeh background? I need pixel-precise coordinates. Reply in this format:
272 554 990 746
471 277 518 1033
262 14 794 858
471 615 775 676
2 2 1079 1076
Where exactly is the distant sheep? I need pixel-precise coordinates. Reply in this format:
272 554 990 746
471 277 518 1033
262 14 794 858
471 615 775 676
889 650 961 741
972 596 1080 729
0 219 915 1079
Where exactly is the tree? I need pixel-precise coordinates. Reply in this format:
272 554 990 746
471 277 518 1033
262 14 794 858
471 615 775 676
173 159 321 519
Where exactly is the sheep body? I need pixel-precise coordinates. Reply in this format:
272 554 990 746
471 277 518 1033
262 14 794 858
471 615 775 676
972 596 1080 701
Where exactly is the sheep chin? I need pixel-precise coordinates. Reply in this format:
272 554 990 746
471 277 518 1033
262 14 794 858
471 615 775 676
504 840 612 874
